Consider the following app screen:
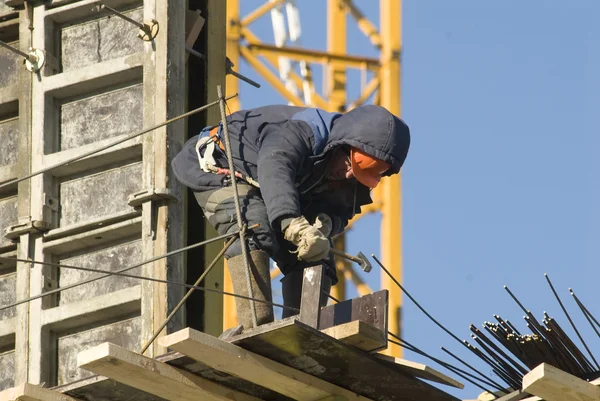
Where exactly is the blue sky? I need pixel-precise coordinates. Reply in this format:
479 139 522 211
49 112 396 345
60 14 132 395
235 1 600 398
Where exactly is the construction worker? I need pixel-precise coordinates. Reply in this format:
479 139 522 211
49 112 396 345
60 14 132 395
171 104 410 332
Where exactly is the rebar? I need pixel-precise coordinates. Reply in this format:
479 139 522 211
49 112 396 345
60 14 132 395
371 255 466 348
440 346 507 391
94 3 147 31
570 289 600 341
0 225 253 312
140 235 236 354
216 85 258 328
545 274 600 370
0 39 33 60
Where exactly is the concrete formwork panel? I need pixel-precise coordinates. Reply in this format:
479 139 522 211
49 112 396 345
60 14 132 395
56 316 141 385
57 238 142 305
0 349 15 390
59 83 143 151
60 7 144 72
0 195 17 248
58 161 142 227
0 117 18 167
0 41 18 88
0 272 16 320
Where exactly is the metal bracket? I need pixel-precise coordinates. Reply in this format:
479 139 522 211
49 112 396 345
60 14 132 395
4 219 50 240
0 40 45 72
127 188 177 208
43 192 59 212
93 3 159 42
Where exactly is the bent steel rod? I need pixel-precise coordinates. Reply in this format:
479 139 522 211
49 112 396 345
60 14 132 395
0 94 238 190
440 346 507 391
0 225 256 312
372 255 467 348
141 235 236 353
388 333 499 394
0 253 295 313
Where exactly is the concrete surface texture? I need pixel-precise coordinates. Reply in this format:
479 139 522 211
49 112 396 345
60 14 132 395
57 238 142 304
0 196 17 249
57 316 141 385
60 7 144 72
0 41 18 88
58 162 143 227
59 83 143 151
0 118 18 167
0 350 15 390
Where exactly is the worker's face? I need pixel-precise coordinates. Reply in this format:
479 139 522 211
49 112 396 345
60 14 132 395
327 147 354 181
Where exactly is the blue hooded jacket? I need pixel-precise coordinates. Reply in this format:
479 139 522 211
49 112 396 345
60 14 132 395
171 104 410 232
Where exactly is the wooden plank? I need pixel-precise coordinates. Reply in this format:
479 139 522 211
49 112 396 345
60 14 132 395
520 376 600 401
0 383 78 401
53 351 286 401
159 327 375 401
231 318 460 401
319 290 388 334
493 390 531 401
53 375 164 401
77 342 260 401
522 363 600 401
185 9 205 61
321 320 387 352
373 354 464 389
299 265 326 328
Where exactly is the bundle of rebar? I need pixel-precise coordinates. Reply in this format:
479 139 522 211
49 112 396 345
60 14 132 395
455 275 600 390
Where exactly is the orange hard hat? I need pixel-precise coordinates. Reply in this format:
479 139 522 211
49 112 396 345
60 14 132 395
350 147 391 188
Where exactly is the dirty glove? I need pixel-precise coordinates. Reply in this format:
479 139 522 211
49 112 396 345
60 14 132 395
313 213 333 237
283 216 331 262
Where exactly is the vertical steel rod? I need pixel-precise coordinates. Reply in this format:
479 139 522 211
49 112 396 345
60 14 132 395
217 85 258 328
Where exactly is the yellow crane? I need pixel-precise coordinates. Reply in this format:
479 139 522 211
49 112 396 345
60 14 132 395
224 0 403 357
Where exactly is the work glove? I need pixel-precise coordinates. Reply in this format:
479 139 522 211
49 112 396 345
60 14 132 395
283 216 331 262
313 213 333 237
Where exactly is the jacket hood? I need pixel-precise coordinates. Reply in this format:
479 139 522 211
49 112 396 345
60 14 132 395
324 105 410 175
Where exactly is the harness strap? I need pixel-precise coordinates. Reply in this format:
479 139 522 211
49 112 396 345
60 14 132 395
195 126 261 188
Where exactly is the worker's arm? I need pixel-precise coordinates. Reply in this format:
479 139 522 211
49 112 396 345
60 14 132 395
256 120 315 232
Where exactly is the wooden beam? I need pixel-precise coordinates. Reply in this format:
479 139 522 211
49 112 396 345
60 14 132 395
159 327 375 401
373 354 464 389
299 265 326 328
522 363 600 401
185 9 205 52
0 383 78 401
321 320 387 352
77 342 260 401
319 290 388 334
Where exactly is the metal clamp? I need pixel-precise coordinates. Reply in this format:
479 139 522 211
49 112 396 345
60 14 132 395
5 219 50 240
0 40 45 73
127 188 177 208
93 3 159 42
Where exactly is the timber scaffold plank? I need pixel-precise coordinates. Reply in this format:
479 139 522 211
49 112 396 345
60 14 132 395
159 327 374 401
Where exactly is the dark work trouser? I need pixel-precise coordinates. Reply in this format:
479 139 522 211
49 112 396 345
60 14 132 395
193 183 338 284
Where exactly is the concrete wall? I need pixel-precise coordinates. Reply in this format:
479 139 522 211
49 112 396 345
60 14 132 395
0 0 188 391
0 5 19 391
56 316 141 385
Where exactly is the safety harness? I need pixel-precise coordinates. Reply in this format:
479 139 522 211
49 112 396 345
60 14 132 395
195 125 261 188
